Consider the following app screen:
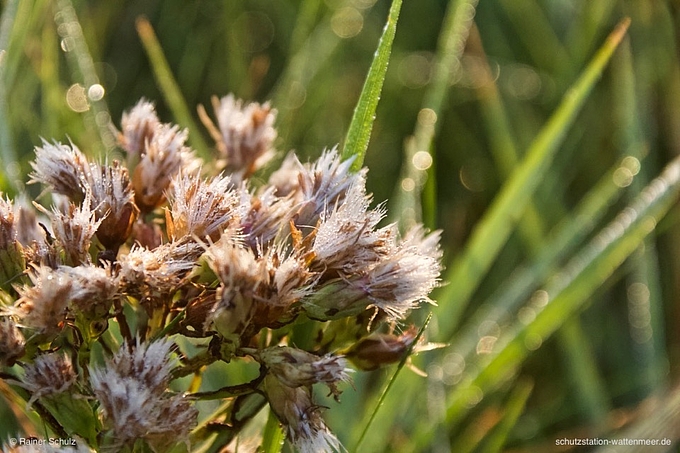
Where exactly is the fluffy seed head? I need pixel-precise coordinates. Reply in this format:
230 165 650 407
132 124 191 212
166 173 241 241
119 99 160 158
29 139 88 202
21 352 77 407
89 339 197 448
11 264 73 335
200 94 277 183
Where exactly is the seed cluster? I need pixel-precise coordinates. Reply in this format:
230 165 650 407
0 95 442 452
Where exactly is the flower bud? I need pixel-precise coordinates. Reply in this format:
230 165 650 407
255 346 352 399
264 374 342 453
345 327 417 371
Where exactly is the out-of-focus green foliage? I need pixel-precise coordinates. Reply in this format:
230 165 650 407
3 0 680 452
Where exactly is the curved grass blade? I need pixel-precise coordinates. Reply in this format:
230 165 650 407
352 312 432 453
476 378 534 453
0 0 20 193
435 18 631 340
136 17 211 159
408 153 680 450
391 0 479 229
262 409 284 453
341 0 402 171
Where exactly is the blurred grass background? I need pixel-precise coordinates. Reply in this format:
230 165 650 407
3 0 680 452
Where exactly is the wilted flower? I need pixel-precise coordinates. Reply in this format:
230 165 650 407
166 172 241 241
199 94 277 183
89 338 197 449
20 352 77 407
29 139 88 202
264 374 343 453
118 99 160 159
9 264 73 335
36 192 103 266
61 264 118 319
254 346 352 399
132 123 198 212
118 239 201 301
84 161 138 250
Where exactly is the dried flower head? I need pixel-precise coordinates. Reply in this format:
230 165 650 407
166 172 241 241
132 123 195 212
265 374 342 453
84 161 139 250
36 192 103 266
311 182 389 272
239 186 293 250
29 139 88 202
0 316 25 366
61 264 118 319
20 352 77 407
118 240 200 301
199 94 277 183
10 264 73 335
291 149 366 227
89 339 197 449
119 99 161 158
358 226 442 319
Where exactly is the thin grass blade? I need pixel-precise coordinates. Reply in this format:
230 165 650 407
262 409 284 453
352 312 432 453
435 18 631 340
477 378 534 453
341 0 402 171
426 153 680 445
136 17 211 159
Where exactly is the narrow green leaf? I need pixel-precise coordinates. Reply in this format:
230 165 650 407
352 313 432 453
341 0 402 171
262 408 285 453
0 0 20 193
391 0 478 229
477 378 534 453
420 153 680 447
136 17 211 159
435 18 631 340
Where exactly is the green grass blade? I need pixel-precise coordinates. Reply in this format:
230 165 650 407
136 16 211 159
614 38 667 395
435 18 631 340
446 157 632 370
352 313 432 453
0 0 20 193
261 408 284 453
392 0 479 229
557 318 610 422
341 0 402 171
477 378 534 453
429 153 680 444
